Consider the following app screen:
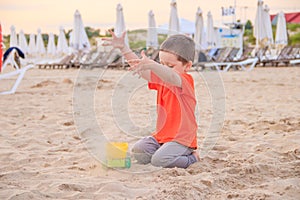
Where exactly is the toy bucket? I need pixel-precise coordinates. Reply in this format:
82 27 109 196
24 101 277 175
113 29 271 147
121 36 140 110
105 142 128 159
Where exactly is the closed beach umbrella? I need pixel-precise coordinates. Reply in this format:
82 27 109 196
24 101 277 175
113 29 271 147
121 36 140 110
263 5 273 45
70 10 90 53
254 0 265 48
28 34 36 55
168 0 180 36
146 10 158 49
206 11 216 48
254 0 272 48
275 11 287 47
115 4 128 46
36 28 46 55
194 7 206 50
47 33 56 56
18 30 28 54
10 25 18 47
57 26 69 55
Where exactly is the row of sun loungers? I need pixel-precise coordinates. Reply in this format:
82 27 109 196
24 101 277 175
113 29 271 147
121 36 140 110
193 45 300 71
34 44 300 71
258 45 300 67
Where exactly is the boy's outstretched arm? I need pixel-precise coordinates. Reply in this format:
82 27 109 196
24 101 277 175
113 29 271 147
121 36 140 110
102 30 151 81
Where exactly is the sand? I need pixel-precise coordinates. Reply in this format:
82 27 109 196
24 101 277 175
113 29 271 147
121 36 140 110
0 66 299 199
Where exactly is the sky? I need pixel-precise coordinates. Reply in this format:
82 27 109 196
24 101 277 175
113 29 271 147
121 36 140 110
0 0 299 35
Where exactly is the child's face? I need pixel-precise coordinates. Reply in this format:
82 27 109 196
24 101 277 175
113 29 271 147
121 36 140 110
159 51 191 73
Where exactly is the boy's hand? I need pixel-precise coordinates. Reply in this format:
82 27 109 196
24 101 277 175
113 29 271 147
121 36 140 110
102 30 126 50
128 51 154 75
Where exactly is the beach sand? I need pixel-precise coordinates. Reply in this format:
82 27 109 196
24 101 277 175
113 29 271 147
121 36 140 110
0 66 299 199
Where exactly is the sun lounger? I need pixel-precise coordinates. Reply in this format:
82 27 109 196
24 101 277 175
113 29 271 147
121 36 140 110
197 47 257 72
289 59 300 65
267 46 293 67
204 57 259 72
255 46 271 66
37 54 76 69
193 47 236 71
81 50 115 69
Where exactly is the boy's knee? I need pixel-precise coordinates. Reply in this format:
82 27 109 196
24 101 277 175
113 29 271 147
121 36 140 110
131 143 142 153
151 153 168 167
132 145 151 164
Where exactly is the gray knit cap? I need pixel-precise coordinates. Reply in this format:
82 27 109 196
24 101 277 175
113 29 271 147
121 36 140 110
160 34 195 62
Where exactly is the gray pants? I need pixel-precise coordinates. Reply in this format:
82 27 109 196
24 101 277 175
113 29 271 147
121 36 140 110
131 136 197 168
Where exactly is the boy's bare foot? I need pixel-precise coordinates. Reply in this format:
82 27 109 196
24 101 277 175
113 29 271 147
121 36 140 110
192 151 200 162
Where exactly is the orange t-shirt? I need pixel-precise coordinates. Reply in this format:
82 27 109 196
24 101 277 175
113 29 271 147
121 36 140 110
148 72 198 149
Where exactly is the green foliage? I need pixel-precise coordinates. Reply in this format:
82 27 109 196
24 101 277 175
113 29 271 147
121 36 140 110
3 35 10 50
129 40 146 50
128 29 147 34
85 26 100 38
65 29 71 40
42 34 48 45
245 20 253 30
287 23 300 32
289 32 300 45
128 29 147 50
158 34 168 45
243 29 256 46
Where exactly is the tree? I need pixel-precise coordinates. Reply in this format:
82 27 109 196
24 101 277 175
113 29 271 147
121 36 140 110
85 26 100 39
245 20 253 30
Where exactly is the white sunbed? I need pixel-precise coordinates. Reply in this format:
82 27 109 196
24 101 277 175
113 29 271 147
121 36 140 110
289 59 300 65
204 57 259 72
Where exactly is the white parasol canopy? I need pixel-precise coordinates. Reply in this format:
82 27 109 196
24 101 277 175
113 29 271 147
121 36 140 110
18 30 28 54
146 10 158 49
254 0 273 48
10 25 18 47
36 28 46 55
47 33 56 56
28 34 36 55
168 0 180 36
194 7 206 50
69 10 90 53
57 26 69 55
206 11 216 48
115 4 128 46
263 5 274 45
275 11 288 47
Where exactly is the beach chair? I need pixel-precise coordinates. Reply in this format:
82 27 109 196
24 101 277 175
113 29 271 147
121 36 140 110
0 48 34 95
224 47 240 62
37 54 75 69
201 47 236 70
238 47 255 61
255 46 273 66
289 45 300 59
81 50 115 69
106 49 130 69
288 45 300 66
192 48 228 71
268 46 293 67
201 47 258 72
203 56 258 72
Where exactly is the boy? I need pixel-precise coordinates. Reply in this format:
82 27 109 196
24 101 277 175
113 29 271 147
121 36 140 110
103 31 199 168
